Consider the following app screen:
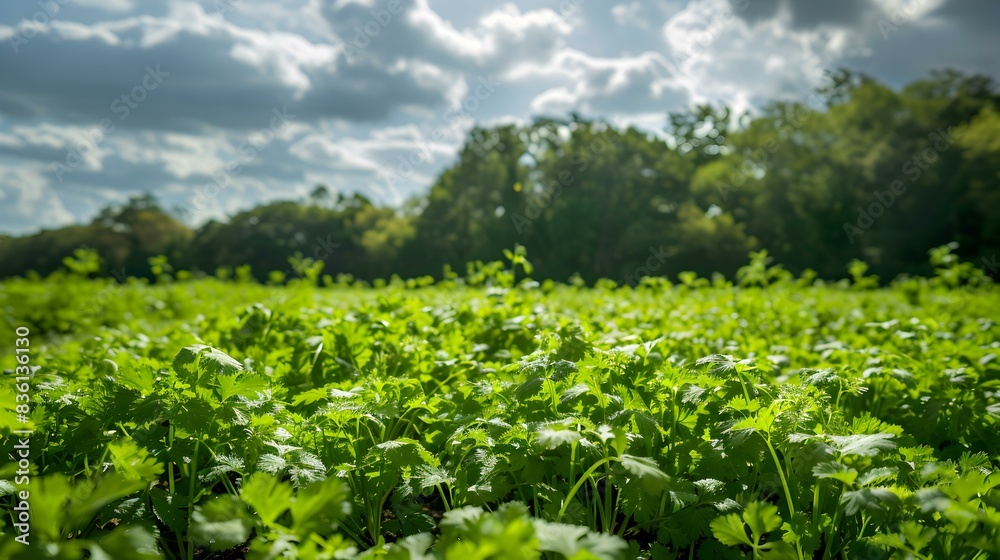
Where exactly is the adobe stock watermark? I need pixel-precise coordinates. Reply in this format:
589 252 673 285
216 0 405 60
555 0 588 18
51 65 169 182
7 0 71 53
623 246 673 287
212 0 242 16
708 50 840 207
510 129 610 234
467 127 506 159
174 107 295 222
382 74 501 190
335 0 408 59
843 127 957 244
878 0 930 40
715 83 830 202
10 326 33 545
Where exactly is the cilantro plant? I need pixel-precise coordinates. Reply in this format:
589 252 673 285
1 249 998 559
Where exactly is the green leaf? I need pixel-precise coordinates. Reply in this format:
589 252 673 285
780 511 822 552
743 501 782 542
856 466 897 487
240 473 293 527
172 345 242 383
91 524 163 560
758 540 798 559
696 354 739 376
535 426 583 449
289 476 351 535
172 344 207 377
200 347 244 374
827 433 896 457
813 461 858 485
514 377 545 400
190 495 253 552
380 533 435 560
711 513 752 547
619 454 671 493
116 365 159 395
840 487 901 515
107 439 164 482
150 488 186 536
534 519 628 560
67 474 148 532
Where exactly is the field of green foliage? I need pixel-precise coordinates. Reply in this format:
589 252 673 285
2 247 999 559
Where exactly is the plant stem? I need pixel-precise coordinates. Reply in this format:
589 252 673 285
185 438 199 560
557 456 617 521
763 435 795 517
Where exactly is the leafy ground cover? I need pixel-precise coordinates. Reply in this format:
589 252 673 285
1 248 999 559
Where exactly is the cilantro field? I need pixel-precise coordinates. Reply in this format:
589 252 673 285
2 251 999 560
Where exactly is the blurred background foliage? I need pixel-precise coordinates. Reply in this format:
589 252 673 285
1 69 998 284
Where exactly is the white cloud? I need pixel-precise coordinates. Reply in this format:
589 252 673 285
612 2 649 29
322 0 571 73
0 0 996 234
0 163 75 231
660 0 853 111
521 50 688 116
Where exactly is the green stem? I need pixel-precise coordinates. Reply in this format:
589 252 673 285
436 483 452 512
763 435 795 517
185 439 200 560
823 489 845 560
557 456 617 521
858 514 870 540
670 388 680 463
657 487 669 520
568 442 577 498
763 433 804 559
339 519 367 547
604 465 613 533
735 366 753 406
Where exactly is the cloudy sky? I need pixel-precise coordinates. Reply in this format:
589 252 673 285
0 0 996 234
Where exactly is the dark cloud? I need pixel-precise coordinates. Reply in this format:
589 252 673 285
0 8 460 132
929 0 1000 32
0 0 997 234
728 0 882 29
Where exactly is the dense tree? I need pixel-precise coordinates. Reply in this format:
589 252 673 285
0 195 190 279
0 69 997 284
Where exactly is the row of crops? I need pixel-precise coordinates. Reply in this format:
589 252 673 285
1 251 998 559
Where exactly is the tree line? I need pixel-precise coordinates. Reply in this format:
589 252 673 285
1 68 998 284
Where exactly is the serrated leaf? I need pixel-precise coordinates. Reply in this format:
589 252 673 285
813 461 858 485
149 488 186 535
108 440 163 481
535 519 628 560
199 347 243 374
840 487 901 515
827 433 896 457
711 513 752 546
857 466 897 487
743 501 782 541
535 426 583 449
619 454 671 493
